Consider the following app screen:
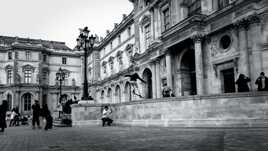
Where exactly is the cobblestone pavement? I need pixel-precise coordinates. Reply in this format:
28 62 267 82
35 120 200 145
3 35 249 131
0 126 268 151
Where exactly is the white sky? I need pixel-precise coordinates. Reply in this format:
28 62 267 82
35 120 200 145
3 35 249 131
0 0 133 48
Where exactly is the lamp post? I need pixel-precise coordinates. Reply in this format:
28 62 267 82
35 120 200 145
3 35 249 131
56 67 66 118
76 27 96 100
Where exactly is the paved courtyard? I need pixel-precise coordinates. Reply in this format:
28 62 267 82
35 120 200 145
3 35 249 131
0 126 268 151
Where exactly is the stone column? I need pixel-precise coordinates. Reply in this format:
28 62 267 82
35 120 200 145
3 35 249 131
151 62 157 99
155 59 161 98
192 34 204 95
237 19 250 78
165 52 173 88
248 15 262 87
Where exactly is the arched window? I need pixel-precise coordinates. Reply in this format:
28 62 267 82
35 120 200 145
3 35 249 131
23 93 32 111
115 85 121 103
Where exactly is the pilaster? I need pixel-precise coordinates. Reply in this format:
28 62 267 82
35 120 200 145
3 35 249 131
192 34 205 95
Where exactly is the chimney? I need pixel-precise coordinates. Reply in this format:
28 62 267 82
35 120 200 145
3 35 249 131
114 23 118 28
123 14 127 20
106 30 110 35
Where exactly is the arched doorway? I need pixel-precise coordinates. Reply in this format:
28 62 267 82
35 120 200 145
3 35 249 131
180 49 197 95
101 90 105 103
107 88 112 103
142 68 153 99
22 93 32 112
115 85 121 103
124 82 131 102
7 93 12 111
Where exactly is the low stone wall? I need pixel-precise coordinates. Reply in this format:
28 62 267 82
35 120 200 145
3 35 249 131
71 92 268 127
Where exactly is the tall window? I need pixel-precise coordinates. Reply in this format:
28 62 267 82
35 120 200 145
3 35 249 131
128 26 131 37
7 69 12 84
163 8 170 30
26 51 31 60
24 69 32 83
144 24 151 49
43 54 47 62
62 57 67 64
7 94 12 111
110 42 113 50
218 0 230 9
188 0 201 16
15 51 18 59
23 93 31 111
118 35 121 44
8 52 12 60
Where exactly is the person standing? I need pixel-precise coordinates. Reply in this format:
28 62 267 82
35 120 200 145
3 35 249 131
255 72 268 91
0 100 8 132
42 104 53 130
9 108 17 127
235 74 251 92
32 100 41 129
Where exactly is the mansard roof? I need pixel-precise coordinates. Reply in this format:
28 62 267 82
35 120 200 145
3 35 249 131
0 35 71 51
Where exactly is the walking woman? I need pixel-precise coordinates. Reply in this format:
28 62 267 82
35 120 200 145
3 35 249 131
42 104 53 130
0 100 8 132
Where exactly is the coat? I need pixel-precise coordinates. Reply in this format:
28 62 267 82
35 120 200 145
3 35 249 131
0 104 7 129
255 76 268 91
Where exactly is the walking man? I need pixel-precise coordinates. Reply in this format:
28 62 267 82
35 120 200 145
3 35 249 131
32 100 41 129
255 72 268 91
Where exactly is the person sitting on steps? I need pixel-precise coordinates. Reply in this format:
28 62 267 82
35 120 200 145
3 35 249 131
101 106 113 127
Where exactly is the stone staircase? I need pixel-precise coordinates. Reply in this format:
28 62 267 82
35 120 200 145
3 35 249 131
53 114 72 127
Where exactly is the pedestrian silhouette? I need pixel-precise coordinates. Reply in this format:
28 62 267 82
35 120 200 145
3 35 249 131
0 100 8 132
255 72 268 91
235 74 251 92
32 100 41 129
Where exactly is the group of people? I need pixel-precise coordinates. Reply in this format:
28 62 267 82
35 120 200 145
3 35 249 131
236 72 268 92
32 100 53 130
0 100 53 133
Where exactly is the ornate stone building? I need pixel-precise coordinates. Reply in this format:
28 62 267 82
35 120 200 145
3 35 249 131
88 0 268 103
0 36 81 115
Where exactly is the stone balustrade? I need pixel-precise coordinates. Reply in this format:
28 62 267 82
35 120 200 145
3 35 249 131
72 92 268 128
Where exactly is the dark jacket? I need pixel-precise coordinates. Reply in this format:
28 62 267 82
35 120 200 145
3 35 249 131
236 75 251 92
32 103 40 116
255 76 268 91
0 103 7 129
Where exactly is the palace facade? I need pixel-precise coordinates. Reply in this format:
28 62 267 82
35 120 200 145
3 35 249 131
0 36 82 115
88 0 268 104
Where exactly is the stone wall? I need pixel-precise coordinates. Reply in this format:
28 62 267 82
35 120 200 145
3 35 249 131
72 92 268 127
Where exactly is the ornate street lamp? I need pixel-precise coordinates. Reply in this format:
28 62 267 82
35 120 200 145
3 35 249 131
56 67 66 118
56 67 66 103
76 27 96 100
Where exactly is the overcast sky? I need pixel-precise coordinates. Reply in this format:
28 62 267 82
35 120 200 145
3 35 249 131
0 0 133 48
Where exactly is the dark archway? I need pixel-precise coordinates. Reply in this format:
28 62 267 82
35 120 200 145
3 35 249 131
142 68 153 99
124 82 131 102
115 85 121 103
180 49 197 95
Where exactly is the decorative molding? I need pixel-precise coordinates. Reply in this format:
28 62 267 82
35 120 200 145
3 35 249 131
191 33 206 42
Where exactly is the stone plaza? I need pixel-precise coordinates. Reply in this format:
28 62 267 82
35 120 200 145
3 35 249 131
1 126 268 151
